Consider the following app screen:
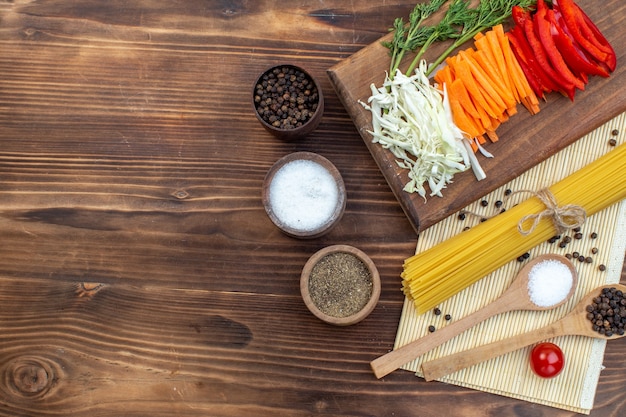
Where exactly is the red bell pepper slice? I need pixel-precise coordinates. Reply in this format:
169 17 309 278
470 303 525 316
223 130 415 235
510 7 560 93
534 0 585 93
553 0 610 66
547 9 609 78
574 3 617 72
507 26 557 95
507 32 545 98
521 7 575 99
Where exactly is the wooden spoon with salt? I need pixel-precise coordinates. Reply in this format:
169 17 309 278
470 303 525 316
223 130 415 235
370 254 577 379
421 283 626 382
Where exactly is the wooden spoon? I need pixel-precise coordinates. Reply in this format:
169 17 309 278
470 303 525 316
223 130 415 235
370 254 577 379
421 283 626 382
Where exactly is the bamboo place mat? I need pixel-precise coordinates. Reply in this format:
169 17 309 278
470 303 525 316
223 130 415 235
393 111 626 414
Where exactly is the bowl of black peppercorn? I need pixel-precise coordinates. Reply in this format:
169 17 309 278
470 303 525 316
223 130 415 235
252 64 324 141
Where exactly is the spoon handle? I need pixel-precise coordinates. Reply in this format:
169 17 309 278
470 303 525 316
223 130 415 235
421 318 571 382
370 290 523 379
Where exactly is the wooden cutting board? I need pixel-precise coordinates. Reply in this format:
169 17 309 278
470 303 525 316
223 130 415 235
328 0 625 234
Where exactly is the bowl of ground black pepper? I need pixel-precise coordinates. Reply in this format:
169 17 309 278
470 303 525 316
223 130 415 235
300 245 380 326
252 64 323 141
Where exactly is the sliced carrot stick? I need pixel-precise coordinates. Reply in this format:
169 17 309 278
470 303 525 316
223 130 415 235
485 26 517 102
486 129 499 142
459 50 510 113
449 98 481 139
434 65 455 89
497 25 540 114
454 57 500 120
473 49 517 109
449 78 481 120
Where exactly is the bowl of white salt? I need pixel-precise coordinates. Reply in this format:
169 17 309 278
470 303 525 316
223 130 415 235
262 152 346 239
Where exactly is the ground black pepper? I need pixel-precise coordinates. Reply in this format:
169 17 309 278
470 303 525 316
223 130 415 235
308 252 372 318
254 66 319 130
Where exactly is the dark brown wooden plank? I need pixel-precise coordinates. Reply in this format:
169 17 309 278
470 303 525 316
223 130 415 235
0 1 624 416
328 0 626 233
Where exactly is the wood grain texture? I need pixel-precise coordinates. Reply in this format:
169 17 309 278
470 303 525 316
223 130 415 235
328 0 626 233
0 1 624 416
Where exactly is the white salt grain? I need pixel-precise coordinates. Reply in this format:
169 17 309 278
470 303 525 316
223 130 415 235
269 159 339 232
527 259 574 307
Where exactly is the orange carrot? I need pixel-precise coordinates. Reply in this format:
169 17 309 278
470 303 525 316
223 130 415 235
495 24 540 114
460 50 510 113
449 78 481 120
485 27 516 101
449 98 482 139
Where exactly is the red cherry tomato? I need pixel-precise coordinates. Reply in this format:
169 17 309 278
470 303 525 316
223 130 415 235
529 342 564 378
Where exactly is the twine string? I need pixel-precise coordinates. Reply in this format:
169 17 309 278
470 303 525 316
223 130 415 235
460 188 587 236
515 188 587 236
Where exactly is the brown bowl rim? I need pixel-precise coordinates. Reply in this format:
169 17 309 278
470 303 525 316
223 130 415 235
262 152 346 239
300 244 381 326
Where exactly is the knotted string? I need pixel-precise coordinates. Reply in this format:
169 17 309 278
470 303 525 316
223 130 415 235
459 188 586 236
515 188 586 236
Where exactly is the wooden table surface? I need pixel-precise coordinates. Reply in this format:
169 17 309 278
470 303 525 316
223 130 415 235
0 1 624 416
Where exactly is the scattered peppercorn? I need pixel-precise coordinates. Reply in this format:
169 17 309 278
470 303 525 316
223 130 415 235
574 232 583 240
608 138 617 146
591 247 598 254
547 235 560 244
254 66 319 130
612 129 619 136
598 264 606 272
578 255 586 263
428 325 436 333
572 251 580 258
504 188 512 196
433 307 441 316
585 257 593 264
445 314 452 321
480 199 488 207
458 212 466 221
590 232 598 239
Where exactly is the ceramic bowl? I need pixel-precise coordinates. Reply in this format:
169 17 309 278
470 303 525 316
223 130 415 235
262 152 346 239
300 245 381 326
252 64 324 141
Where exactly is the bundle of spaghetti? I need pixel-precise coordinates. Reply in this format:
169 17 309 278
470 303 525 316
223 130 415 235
402 143 626 314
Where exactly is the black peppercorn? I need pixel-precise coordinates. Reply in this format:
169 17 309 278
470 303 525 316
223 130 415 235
428 325 436 333
255 66 318 130
586 287 626 336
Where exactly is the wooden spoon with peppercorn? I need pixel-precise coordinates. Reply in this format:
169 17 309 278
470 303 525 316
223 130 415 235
421 283 626 382
371 254 577 379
